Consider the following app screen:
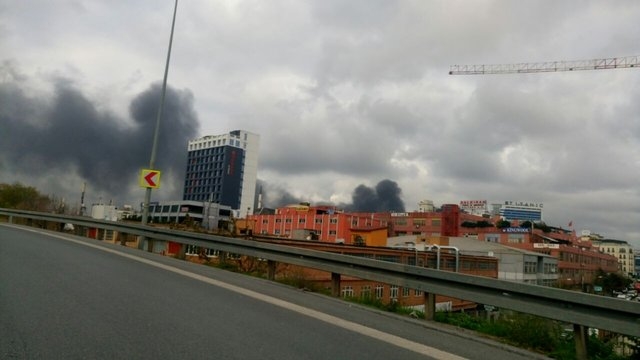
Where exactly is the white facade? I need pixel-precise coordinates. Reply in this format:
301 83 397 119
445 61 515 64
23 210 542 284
91 204 118 221
387 235 559 286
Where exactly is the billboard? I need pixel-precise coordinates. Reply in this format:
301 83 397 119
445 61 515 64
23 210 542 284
460 200 487 210
500 201 543 221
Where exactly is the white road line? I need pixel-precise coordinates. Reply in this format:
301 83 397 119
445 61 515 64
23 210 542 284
17 227 468 360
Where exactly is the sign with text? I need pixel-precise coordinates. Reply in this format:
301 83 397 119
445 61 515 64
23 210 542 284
460 200 487 209
501 227 530 233
533 243 560 249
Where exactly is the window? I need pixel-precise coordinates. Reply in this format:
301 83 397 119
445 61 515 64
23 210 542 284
524 261 537 274
315 218 323 224
361 285 371 299
543 263 557 274
402 287 410 297
390 285 399 300
508 234 524 243
330 218 338 224
298 218 306 224
375 285 384 299
185 245 218 258
415 289 423 297
413 219 426 226
341 286 354 298
262 219 269 224
431 219 441 226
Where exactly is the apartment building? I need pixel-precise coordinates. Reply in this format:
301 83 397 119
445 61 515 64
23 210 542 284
590 238 636 277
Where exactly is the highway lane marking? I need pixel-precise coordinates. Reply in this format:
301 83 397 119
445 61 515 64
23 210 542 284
16 227 467 360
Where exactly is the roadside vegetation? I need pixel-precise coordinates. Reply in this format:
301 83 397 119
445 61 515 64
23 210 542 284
0 182 52 211
339 294 636 360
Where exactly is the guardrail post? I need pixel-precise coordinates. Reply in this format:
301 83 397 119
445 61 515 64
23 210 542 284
267 260 276 281
573 324 588 360
423 292 436 320
177 244 186 259
331 272 341 297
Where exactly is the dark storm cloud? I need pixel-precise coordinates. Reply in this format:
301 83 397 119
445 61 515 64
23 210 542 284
259 178 404 212
0 70 199 201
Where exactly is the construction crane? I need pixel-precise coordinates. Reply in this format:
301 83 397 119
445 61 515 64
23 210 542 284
449 55 639 75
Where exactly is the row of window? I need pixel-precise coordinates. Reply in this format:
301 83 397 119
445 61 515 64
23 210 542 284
184 191 222 203
258 217 375 227
393 219 441 226
186 162 233 173
184 246 241 259
268 229 338 236
265 217 339 224
340 284 424 299
150 205 203 214
190 140 235 151
185 183 223 193
603 247 632 254
187 169 228 178
507 234 525 244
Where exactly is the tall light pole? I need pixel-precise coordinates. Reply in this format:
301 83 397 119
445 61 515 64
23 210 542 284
139 0 179 250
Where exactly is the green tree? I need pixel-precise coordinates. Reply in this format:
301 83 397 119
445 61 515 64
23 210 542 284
0 183 51 211
594 268 633 295
495 219 511 228
476 220 493 228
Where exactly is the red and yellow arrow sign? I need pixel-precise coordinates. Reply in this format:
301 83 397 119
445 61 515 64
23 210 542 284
140 169 161 189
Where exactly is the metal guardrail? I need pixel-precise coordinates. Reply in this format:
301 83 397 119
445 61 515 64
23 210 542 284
2 208 639 338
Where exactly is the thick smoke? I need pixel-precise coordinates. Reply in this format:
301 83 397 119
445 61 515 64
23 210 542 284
259 179 405 212
346 179 405 212
0 66 199 204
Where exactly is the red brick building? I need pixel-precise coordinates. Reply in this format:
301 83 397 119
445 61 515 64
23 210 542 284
249 203 620 290
249 204 387 244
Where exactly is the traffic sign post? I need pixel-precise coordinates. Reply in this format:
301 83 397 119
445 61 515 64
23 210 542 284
140 169 161 189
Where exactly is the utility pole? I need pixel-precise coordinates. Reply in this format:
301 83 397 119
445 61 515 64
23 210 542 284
79 182 86 216
139 0 179 250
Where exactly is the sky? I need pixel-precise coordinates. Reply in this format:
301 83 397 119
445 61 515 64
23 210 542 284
1 1 640 247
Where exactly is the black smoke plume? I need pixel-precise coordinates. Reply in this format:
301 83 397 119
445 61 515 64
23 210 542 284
258 179 405 212
346 179 405 212
0 66 199 204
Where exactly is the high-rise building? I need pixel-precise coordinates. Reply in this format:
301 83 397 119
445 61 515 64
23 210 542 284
183 130 259 216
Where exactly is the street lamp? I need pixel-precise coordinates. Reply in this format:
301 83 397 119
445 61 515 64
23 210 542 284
139 0 179 251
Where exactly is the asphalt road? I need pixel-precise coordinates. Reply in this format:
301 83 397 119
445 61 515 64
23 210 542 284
0 224 549 359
